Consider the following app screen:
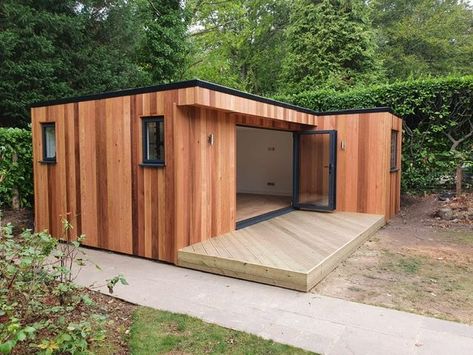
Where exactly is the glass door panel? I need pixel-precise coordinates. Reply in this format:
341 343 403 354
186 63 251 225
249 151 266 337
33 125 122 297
293 130 336 211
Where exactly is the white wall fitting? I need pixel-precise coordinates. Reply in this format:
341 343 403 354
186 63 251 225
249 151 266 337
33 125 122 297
237 126 293 196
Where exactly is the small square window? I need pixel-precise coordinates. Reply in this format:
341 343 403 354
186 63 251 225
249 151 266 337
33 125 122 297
142 117 164 165
42 123 56 162
390 130 398 171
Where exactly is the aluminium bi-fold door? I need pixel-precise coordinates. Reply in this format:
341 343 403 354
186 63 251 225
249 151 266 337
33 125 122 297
293 130 337 211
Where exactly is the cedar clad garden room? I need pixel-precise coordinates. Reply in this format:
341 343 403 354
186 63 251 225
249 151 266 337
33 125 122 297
32 79 402 291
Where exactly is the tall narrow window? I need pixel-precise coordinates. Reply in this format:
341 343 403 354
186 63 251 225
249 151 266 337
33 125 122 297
142 117 164 165
42 123 56 162
390 130 398 171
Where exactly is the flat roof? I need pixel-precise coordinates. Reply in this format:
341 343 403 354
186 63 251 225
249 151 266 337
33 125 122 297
31 79 394 116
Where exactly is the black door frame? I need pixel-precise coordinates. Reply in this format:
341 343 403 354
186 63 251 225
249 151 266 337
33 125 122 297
293 130 337 211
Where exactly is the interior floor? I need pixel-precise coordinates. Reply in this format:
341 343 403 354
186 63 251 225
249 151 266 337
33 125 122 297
236 193 292 222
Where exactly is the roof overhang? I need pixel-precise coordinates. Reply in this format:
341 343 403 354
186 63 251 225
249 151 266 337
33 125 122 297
31 79 397 125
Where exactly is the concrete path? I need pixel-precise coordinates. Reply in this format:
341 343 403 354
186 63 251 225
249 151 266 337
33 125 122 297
75 248 473 355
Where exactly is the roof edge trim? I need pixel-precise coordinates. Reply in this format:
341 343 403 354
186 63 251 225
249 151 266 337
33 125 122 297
31 79 395 117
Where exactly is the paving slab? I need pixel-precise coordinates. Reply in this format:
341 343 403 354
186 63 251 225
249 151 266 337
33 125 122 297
75 248 473 355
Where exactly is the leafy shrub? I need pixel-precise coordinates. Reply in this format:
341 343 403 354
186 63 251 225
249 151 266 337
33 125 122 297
0 128 33 207
277 76 473 193
0 218 127 354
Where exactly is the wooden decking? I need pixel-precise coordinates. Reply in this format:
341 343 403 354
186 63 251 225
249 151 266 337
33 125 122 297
177 211 385 291
236 193 292 222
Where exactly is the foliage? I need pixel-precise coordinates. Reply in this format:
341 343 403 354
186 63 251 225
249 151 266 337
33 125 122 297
1 0 472 122
129 307 313 354
277 76 473 193
370 0 473 80
280 0 383 93
138 0 190 83
184 0 473 94
185 0 291 95
0 218 127 354
0 0 191 128
67 1 151 94
0 128 33 208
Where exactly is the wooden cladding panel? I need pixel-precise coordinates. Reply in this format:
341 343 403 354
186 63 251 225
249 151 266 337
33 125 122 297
65 103 80 239
32 107 48 232
33 90 237 264
233 113 312 131
388 114 402 219
172 106 236 253
316 112 402 219
32 104 79 239
178 87 318 126
33 93 173 262
78 97 134 253
133 93 168 261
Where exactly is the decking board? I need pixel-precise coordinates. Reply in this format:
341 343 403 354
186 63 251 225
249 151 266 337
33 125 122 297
178 211 385 291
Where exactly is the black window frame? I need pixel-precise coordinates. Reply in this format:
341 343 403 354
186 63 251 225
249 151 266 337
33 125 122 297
41 122 57 164
141 116 165 167
390 130 399 172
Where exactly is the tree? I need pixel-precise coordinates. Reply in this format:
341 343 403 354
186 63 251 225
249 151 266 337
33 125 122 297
0 0 150 128
440 99 473 195
371 0 473 80
138 0 189 83
185 0 291 94
280 0 383 93
0 1 80 127
70 0 151 92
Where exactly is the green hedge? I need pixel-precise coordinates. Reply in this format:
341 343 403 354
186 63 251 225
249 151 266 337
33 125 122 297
277 76 473 193
0 128 33 208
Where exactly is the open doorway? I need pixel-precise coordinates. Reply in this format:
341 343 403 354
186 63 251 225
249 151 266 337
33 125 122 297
236 126 293 224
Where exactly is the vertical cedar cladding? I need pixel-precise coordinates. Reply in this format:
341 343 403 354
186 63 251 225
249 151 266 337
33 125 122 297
32 94 170 261
316 112 402 219
172 106 236 252
32 90 238 263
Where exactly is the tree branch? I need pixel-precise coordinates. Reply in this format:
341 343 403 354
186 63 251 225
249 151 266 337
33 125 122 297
147 0 161 17
444 119 473 151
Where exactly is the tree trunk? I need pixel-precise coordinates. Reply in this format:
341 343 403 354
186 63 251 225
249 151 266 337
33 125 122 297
456 164 463 196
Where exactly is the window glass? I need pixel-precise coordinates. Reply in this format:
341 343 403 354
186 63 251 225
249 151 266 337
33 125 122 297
390 130 398 171
143 118 164 164
43 124 56 161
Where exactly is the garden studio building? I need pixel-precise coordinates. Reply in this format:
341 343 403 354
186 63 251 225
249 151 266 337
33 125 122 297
31 80 402 291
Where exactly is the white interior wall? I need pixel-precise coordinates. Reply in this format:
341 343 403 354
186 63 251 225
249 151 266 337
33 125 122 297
237 126 293 196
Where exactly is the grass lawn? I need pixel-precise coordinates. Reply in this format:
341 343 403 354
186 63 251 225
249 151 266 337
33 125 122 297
128 307 314 355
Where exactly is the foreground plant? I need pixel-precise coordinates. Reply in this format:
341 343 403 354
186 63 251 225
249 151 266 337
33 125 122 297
0 218 127 354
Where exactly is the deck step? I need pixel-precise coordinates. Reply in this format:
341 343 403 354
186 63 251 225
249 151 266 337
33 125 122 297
177 211 385 292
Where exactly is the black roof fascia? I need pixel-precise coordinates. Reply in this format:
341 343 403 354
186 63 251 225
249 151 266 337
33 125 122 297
31 79 395 117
